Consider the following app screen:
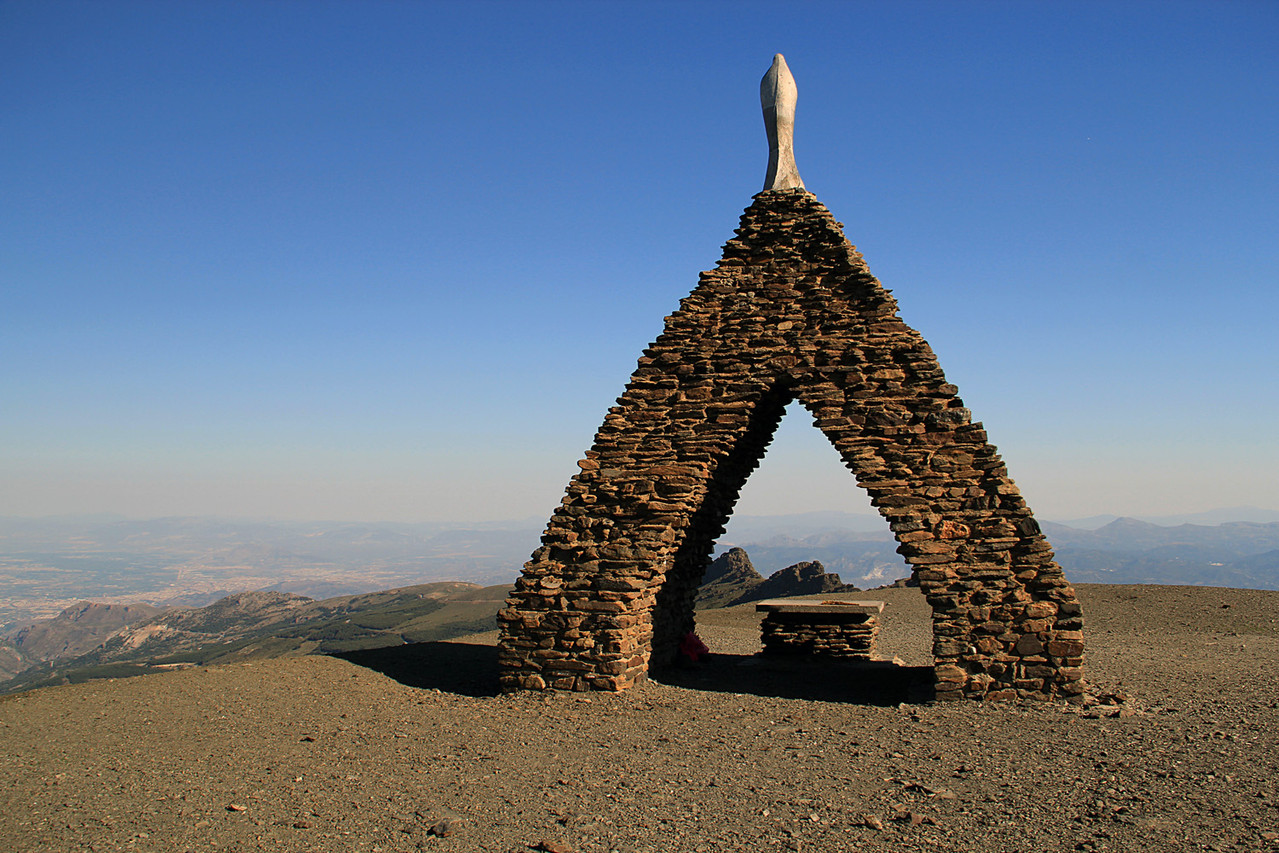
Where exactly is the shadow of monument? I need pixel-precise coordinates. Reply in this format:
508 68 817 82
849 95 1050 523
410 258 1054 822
334 641 933 704
332 641 501 698
651 654 936 706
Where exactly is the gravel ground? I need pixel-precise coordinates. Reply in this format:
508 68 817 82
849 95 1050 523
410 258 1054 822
2 583 1277 853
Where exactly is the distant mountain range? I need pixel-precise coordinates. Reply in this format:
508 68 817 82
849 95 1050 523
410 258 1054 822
1040 518 1279 589
716 511 1279 592
2 509 1277 637
1055 507 1279 528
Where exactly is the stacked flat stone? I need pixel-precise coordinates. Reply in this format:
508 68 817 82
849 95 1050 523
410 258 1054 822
756 600 882 658
497 188 1085 702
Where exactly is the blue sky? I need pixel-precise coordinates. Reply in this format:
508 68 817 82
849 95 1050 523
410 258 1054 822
2 0 1276 524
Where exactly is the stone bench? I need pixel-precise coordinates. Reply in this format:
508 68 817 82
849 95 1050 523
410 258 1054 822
755 599 885 659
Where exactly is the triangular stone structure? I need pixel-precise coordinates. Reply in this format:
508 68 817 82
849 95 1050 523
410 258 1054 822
497 60 1084 703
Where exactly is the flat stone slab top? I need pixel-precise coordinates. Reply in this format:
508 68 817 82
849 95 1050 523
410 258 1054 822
754 599 885 615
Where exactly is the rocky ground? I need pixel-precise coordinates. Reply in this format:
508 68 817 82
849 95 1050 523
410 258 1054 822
2 583 1277 853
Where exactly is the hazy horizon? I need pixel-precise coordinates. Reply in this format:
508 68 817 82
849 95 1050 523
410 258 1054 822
5 503 1279 532
4 2 1275 525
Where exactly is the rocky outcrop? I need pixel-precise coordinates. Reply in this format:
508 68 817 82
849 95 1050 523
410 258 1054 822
740 560 847 605
695 548 764 608
702 547 760 585
697 549 857 609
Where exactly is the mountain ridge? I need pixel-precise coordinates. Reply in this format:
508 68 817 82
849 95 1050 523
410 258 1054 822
0 581 508 695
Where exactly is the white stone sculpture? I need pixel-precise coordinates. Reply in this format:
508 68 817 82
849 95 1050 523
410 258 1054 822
761 53 804 191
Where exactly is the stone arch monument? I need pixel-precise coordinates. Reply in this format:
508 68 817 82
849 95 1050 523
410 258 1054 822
498 55 1084 701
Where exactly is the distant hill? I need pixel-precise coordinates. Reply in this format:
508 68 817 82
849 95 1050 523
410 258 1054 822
1058 507 1279 528
1041 518 1279 552
0 641 28 683
0 582 509 695
10 601 163 662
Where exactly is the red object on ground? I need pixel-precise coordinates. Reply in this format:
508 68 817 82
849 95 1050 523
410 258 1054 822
679 631 709 663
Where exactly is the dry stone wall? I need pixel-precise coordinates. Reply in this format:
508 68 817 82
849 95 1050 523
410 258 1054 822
497 188 1084 701
758 602 882 659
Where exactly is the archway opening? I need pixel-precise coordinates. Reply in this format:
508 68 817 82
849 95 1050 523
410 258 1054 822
718 400 904 585
686 401 934 670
